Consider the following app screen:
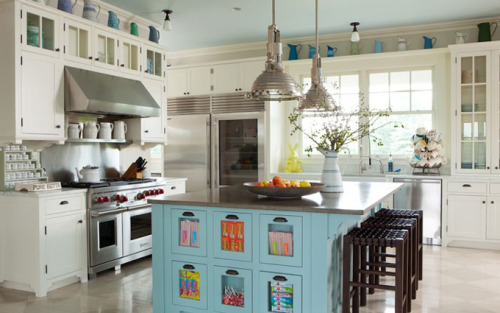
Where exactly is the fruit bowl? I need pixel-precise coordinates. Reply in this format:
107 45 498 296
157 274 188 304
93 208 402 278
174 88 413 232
243 182 325 199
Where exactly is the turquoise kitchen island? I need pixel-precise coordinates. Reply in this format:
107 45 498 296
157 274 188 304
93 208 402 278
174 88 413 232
149 181 402 313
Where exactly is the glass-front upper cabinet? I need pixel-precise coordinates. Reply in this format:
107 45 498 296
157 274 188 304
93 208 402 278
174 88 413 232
21 6 60 58
62 18 92 65
492 50 500 173
93 28 118 70
144 44 165 80
119 39 142 76
457 52 490 173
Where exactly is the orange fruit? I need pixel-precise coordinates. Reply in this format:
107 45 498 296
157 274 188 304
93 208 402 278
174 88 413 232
275 182 286 188
272 176 282 185
285 183 291 188
267 183 275 188
255 182 264 187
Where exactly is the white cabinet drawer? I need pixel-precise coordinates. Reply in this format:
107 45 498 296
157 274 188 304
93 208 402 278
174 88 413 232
489 183 500 194
44 194 83 215
448 182 487 194
164 182 186 196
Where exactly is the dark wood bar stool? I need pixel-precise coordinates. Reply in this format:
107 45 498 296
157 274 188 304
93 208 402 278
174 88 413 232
361 216 418 301
375 208 424 280
343 228 410 313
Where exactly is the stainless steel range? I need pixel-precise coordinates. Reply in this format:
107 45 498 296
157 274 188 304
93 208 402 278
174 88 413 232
63 179 166 278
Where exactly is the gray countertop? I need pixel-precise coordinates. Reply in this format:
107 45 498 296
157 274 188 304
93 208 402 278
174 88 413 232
149 181 403 215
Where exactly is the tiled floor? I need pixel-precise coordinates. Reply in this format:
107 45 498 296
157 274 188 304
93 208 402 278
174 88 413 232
0 246 499 313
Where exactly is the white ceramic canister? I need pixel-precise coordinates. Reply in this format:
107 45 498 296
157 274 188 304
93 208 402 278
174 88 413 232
68 123 81 139
113 121 128 140
98 122 114 140
83 121 100 139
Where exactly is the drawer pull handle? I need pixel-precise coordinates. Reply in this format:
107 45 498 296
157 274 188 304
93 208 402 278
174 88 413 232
462 184 471 188
182 212 195 217
273 275 288 282
60 201 69 205
225 270 239 276
183 264 195 270
273 217 288 223
171 186 176 190
225 214 239 220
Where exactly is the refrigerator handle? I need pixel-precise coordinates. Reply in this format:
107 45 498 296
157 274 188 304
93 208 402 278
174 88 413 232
207 116 211 189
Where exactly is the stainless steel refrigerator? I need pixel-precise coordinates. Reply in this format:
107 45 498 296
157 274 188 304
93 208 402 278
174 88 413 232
165 111 265 192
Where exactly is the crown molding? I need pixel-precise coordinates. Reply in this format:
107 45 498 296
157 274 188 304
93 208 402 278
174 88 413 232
168 15 500 61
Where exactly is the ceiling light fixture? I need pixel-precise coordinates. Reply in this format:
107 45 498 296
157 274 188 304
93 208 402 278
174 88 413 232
298 0 334 110
247 0 303 102
162 10 172 31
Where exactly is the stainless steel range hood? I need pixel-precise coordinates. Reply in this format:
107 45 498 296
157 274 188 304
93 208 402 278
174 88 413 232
64 67 160 117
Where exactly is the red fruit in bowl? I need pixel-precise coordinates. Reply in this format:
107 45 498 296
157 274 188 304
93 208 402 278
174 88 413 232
255 182 264 187
267 183 275 188
272 176 282 185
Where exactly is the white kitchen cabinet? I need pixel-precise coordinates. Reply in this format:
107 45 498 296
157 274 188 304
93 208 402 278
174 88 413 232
211 60 264 94
447 194 486 239
119 38 142 76
93 28 119 70
450 42 500 174
167 66 212 98
144 44 166 81
486 196 500 240
21 51 64 138
125 78 167 144
21 5 61 58
0 191 87 297
62 17 92 66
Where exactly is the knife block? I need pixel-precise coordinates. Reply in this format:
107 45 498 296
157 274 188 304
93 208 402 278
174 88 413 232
121 163 142 179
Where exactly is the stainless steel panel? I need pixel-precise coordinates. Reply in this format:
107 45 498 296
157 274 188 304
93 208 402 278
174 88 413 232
393 178 442 245
164 114 210 192
122 206 152 256
90 213 123 266
212 112 265 188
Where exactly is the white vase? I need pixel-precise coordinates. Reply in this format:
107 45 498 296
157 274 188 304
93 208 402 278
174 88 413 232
318 148 343 193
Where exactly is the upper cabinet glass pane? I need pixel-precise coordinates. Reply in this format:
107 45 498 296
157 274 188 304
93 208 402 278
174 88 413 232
26 13 40 48
461 57 473 84
41 17 55 51
475 56 487 84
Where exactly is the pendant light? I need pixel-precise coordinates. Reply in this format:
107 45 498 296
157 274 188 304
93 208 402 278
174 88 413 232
298 0 334 110
247 0 303 102
162 10 172 31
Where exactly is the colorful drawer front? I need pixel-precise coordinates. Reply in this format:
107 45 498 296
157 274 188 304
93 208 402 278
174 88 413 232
260 272 302 313
172 261 208 310
213 266 252 313
214 212 252 262
259 214 303 267
171 209 207 257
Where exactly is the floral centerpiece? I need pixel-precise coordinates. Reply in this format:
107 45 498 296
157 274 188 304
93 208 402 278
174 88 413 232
288 95 402 192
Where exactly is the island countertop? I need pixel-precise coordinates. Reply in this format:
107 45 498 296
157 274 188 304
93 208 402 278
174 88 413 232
149 181 403 215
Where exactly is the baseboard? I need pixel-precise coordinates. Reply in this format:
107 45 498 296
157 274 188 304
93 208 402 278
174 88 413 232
445 239 500 250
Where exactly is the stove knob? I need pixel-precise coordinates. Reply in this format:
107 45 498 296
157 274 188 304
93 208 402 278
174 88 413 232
114 195 121 202
159 189 164 194
145 190 151 197
103 196 110 203
121 196 128 202
96 197 104 204
136 193 145 200
154 189 160 195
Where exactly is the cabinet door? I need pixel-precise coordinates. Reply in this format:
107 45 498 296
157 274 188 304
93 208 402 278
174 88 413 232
21 52 64 137
119 40 142 76
144 45 165 80
456 52 491 173
447 195 486 239
487 196 500 240
171 209 207 256
214 266 252 313
62 18 92 65
142 79 166 141
167 69 189 98
93 28 118 70
239 61 265 92
45 212 84 279
212 64 239 94
188 66 212 96
171 261 208 310
492 50 500 173
260 214 303 267
21 6 61 58
259 272 302 313
214 212 252 261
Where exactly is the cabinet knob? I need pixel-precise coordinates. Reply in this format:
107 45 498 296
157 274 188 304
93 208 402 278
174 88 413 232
483 201 486 204
238 88 242 91
78 220 83 224
95 58 100 61
89 56 93 60
487 166 490 169
496 167 499 170
145 130 149 133
56 125 61 129
55 48 60 52
121 64 125 67
492 201 495 204
235 88 238 91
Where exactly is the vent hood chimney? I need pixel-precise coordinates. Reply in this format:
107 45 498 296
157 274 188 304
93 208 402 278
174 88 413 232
64 67 161 117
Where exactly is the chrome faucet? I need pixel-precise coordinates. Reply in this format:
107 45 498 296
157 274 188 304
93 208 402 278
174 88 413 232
359 157 384 175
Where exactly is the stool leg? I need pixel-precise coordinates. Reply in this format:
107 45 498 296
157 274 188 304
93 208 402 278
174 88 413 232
395 242 404 313
353 243 360 313
368 245 375 294
360 245 367 306
405 237 411 313
412 226 418 297
419 216 423 280
342 236 351 313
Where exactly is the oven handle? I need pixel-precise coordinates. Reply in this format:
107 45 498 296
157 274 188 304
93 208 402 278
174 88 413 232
91 208 128 217
127 204 151 212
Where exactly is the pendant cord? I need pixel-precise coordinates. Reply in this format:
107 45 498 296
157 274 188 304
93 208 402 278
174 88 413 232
272 0 276 26
315 0 319 52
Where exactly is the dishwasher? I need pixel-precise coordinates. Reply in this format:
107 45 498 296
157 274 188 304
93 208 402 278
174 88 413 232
393 178 442 245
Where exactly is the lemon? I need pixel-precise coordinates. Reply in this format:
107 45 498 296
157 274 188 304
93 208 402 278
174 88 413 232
291 180 300 188
300 181 311 187
262 180 270 186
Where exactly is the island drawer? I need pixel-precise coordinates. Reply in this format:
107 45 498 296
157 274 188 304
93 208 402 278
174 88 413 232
171 209 207 257
43 194 83 215
259 214 303 267
448 181 487 194
164 182 186 196
213 266 252 313
172 261 208 310
213 212 252 262
260 271 302 313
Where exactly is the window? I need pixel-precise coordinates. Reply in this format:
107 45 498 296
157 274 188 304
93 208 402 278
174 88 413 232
300 74 360 155
369 69 433 156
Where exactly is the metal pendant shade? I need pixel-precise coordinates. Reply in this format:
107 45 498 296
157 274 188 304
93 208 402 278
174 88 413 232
247 0 303 101
298 0 335 110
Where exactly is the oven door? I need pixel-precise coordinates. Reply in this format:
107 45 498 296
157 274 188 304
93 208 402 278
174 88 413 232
90 209 124 267
122 205 152 256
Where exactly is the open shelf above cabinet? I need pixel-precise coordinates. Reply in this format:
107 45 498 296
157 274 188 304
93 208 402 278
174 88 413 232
65 138 132 144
